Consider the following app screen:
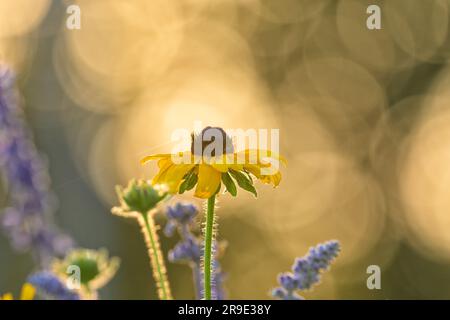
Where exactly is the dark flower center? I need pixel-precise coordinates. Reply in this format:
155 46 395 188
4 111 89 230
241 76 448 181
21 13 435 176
191 126 234 157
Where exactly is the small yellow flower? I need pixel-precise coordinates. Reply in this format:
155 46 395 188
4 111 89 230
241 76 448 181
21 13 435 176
0 283 36 300
141 127 286 199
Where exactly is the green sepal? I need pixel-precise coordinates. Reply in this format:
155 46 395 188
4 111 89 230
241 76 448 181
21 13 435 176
122 180 167 213
229 169 257 197
179 170 198 194
221 172 237 196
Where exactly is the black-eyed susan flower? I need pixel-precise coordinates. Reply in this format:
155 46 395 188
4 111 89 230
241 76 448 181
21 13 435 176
141 126 286 300
0 283 36 300
141 126 286 199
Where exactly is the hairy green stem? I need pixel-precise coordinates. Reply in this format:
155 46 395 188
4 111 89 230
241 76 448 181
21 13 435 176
141 212 172 300
203 195 216 300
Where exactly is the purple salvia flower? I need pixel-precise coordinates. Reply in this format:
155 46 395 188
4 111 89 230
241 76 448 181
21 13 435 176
168 235 201 263
272 273 303 300
28 271 80 300
294 240 340 290
279 273 299 291
272 240 340 300
211 258 226 300
166 203 198 226
164 202 198 238
164 202 226 300
0 65 73 266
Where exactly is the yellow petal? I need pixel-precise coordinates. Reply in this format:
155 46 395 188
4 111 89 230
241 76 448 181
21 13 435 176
244 164 282 187
194 164 222 199
208 154 243 172
157 156 172 169
244 164 262 177
210 163 229 173
155 164 195 193
1 293 13 300
210 163 243 172
140 154 172 165
141 152 196 166
260 172 282 187
151 161 174 185
237 149 287 166
20 283 36 300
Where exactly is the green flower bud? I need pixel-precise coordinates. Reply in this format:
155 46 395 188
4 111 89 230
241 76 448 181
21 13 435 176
115 180 168 215
52 248 120 298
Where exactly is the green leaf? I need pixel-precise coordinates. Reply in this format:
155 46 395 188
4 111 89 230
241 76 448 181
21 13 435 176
229 169 257 197
179 170 198 194
221 172 237 196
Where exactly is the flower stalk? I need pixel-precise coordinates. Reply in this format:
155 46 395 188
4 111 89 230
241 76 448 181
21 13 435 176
112 180 172 300
203 195 216 300
163 202 226 300
139 210 172 300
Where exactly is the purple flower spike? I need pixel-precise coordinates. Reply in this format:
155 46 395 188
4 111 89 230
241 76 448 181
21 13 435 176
272 240 340 300
28 271 80 300
168 235 201 263
164 202 227 300
0 65 73 266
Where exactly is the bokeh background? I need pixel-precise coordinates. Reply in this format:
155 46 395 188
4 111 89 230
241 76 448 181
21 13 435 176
2 0 450 299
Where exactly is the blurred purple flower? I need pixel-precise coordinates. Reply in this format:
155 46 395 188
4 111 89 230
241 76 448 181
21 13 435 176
272 240 340 300
164 202 226 300
164 202 198 238
0 65 73 266
211 258 226 300
28 271 80 300
168 235 201 263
